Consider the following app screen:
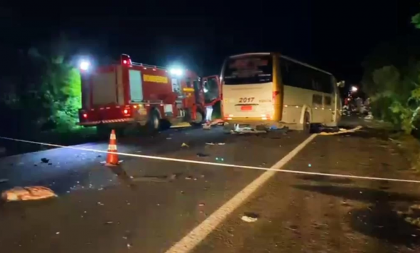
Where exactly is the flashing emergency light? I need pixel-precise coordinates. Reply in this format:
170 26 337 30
169 68 184 76
121 54 132 66
79 60 91 71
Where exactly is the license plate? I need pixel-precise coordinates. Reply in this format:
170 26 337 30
241 105 252 111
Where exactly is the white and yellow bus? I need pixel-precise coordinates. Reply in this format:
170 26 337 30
221 52 342 131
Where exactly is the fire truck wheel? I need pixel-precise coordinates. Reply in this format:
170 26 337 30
188 109 204 126
194 110 204 124
147 110 161 132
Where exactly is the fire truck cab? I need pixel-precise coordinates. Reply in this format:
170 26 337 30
78 54 209 133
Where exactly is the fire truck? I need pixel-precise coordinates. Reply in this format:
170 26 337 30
78 54 221 133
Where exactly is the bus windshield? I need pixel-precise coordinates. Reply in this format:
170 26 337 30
223 55 272 85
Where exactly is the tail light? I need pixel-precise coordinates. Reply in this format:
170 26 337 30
123 109 129 114
272 91 279 100
82 113 88 119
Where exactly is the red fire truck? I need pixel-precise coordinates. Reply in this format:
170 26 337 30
78 54 218 133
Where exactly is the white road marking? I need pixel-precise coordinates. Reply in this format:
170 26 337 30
1 135 420 184
163 134 317 253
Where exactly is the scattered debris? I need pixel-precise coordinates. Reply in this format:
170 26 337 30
1 186 57 202
185 176 193 180
241 212 259 223
197 152 209 157
181 143 189 148
215 157 225 162
319 126 362 136
97 202 105 206
206 142 225 146
198 203 205 207
41 158 49 163
231 129 267 135
364 112 373 120
105 221 113 225
131 173 179 183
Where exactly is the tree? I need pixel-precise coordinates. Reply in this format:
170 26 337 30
360 8 420 133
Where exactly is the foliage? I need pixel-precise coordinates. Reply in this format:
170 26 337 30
0 34 82 138
361 10 420 134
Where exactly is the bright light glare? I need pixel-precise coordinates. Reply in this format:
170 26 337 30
79 60 91 71
170 68 183 76
351 86 358 92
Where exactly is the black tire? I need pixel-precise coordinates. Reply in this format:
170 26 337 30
189 109 204 126
303 111 311 133
147 110 160 133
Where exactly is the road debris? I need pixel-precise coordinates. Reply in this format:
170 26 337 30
241 213 259 223
198 203 205 207
205 142 225 146
181 143 189 148
97 202 105 206
319 125 362 136
131 173 179 182
1 186 57 202
41 158 49 163
231 129 267 134
197 152 209 157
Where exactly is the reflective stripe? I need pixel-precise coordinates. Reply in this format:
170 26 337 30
108 144 117 151
110 134 116 140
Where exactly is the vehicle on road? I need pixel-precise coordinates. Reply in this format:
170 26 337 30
221 52 343 132
78 54 220 134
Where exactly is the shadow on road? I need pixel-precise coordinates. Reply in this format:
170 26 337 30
294 184 420 247
293 184 420 202
350 204 420 246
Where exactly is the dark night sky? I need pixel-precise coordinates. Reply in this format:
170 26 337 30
0 1 419 83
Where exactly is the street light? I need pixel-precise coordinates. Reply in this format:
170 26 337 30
351 86 358 92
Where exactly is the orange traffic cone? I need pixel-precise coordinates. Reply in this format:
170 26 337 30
105 129 119 166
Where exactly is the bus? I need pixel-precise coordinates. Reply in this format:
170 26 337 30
221 52 342 132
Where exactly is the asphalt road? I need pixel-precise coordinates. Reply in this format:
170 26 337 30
0 122 420 253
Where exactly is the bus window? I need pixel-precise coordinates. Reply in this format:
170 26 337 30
324 96 332 106
223 55 272 85
312 94 323 106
